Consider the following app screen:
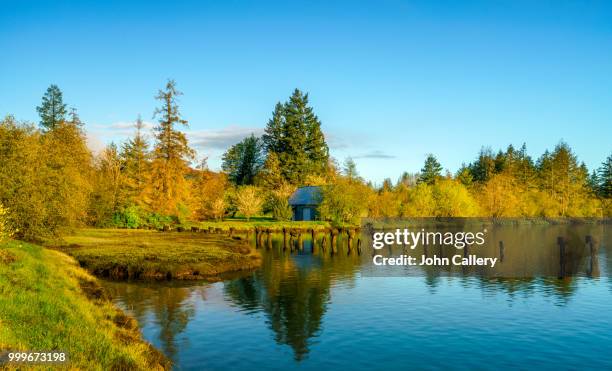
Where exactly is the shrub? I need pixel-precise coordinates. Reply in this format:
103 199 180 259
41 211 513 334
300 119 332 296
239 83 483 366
146 213 173 230
0 202 16 241
271 197 293 221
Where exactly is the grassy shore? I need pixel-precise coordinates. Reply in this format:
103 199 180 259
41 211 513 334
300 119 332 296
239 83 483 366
0 241 170 370
196 216 331 230
192 217 353 232
54 229 261 280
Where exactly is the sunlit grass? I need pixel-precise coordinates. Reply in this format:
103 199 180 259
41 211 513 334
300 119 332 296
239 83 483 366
56 228 261 280
0 241 170 370
197 217 333 231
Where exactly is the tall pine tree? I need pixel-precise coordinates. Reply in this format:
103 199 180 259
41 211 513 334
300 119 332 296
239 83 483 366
148 80 195 214
222 134 265 185
262 89 329 185
37 84 67 130
418 154 443 185
598 153 612 198
121 115 150 204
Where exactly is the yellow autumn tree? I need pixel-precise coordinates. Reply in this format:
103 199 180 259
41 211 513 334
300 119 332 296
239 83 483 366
432 179 479 217
235 186 264 221
477 173 521 217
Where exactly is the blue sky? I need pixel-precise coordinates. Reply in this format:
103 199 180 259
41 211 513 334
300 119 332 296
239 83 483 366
1 0 611 184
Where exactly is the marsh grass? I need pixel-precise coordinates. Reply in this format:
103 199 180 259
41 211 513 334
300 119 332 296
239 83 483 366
0 240 170 370
55 229 261 280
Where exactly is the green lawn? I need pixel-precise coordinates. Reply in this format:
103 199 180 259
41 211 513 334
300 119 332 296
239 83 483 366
0 240 170 370
55 228 261 280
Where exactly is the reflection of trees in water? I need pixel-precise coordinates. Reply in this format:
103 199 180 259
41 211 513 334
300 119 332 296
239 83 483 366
413 223 611 303
105 282 199 362
224 238 360 361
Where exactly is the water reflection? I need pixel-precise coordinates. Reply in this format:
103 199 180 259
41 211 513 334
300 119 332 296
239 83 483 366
101 222 611 368
224 238 362 360
104 282 200 360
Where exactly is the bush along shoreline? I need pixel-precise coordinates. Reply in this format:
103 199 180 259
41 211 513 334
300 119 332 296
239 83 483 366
0 241 171 370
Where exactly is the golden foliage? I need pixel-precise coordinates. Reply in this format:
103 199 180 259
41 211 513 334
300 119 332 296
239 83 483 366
235 186 264 221
0 202 15 241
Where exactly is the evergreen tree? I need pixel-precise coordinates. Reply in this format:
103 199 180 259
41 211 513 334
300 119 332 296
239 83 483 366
469 147 496 182
456 164 473 187
536 142 589 216
598 153 612 198
37 84 67 130
516 143 536 190
587 170 600 195
343 157 359 181
222 134 265 185
148 80 195 214
256 152 284 190
262 103 285 154
262 89 329 184
68 107 83 127
382 178 393 192
120 115 150 203
418 154 442 185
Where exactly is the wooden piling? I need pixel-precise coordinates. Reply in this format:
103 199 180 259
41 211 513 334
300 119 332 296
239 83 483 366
558 236 566 278
586 235 595 254
347 229 355 252
266 228 272 249
298 232 303 251
499 241 505 262
282 228 288 250
255 227 262 249
331 229 338 254
586 235 600 277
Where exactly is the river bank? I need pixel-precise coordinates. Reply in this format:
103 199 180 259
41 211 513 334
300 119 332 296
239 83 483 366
0 241 171 370
53 229 262 281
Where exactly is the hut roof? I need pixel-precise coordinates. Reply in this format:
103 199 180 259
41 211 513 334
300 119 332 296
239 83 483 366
289 186 322 206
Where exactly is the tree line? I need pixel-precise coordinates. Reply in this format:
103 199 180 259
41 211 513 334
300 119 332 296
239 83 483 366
0 81 610 240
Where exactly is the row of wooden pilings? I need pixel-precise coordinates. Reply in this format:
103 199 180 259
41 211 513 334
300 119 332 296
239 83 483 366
161 225 363 255
251 227 363 255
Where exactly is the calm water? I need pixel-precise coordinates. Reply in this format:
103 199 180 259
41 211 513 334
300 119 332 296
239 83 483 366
102 224 612 370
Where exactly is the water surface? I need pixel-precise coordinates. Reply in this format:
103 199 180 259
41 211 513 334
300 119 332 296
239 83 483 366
103 224 612 370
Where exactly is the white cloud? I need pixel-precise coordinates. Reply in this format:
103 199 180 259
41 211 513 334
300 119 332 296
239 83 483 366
353 150 395 159
90 120 156 139
188 125 264 151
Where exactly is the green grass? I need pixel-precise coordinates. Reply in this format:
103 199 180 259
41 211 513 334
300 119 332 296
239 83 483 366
196 217 333 231
0 240 171 370
54 229 261 280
